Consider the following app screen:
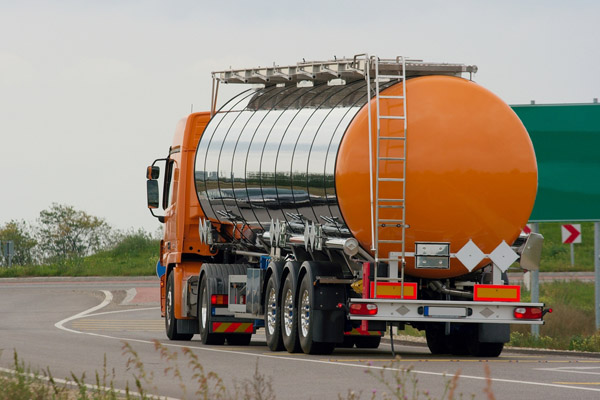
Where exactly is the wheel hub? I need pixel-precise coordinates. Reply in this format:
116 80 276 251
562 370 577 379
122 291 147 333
283 289 294 336
300 289 310 337
267 287 277 335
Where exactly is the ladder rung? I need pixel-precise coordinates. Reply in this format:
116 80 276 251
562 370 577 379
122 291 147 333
377 74 405 79
379 115 405 120
372 277 406 282
378 205 404 209
377 240 404 244
379 95 405 100
378 219 405 223
378 157 405 161
378 136 405 140
378 198 405 202
377 178 405 182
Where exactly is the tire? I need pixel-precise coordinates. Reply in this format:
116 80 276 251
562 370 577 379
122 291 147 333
198 275 225 345
297 274 335 355
280 273 301 353
354 336 381 349
337 336 355 348
448 335 470 356
468 341 504 357
264 274 284 351
226 334 252 346
165 272 193 341
425 326 449 355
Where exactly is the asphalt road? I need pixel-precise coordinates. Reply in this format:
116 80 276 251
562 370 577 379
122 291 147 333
1 277 599 399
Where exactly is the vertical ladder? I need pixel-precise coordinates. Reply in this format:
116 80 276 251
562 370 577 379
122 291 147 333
371 56 408 296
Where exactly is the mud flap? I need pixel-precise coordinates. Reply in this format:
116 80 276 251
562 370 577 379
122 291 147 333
479 323 510 343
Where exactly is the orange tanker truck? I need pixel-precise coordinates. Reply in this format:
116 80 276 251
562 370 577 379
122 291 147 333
146 55 549 357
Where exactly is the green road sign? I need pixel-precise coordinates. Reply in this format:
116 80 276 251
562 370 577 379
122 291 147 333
511 103 600 222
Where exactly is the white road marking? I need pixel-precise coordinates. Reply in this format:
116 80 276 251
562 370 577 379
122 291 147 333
122 288 137 305
54 290 113 334
536 367 600 376
56 291 600 395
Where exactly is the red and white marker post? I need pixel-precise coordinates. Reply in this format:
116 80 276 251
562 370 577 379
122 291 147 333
562 224 582 266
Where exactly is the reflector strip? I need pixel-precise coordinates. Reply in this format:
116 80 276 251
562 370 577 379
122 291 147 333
344 328 382 336
211 294 228 305
474 284 521 302
211 322 253 333
370 282 417 299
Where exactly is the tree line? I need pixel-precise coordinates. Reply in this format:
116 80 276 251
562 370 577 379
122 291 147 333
0 203 158 266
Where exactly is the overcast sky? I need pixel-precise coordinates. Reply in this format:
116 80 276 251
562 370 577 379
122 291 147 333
1 0 598 233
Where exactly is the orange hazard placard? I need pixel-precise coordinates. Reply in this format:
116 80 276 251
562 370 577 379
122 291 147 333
474 285 520 302
370 281 417 299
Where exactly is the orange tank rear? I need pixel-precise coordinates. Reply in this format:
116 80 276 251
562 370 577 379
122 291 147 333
336 75 537 278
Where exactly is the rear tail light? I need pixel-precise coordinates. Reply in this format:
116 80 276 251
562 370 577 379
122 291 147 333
211 294 228 305
349 303 378 315
514 306 543 319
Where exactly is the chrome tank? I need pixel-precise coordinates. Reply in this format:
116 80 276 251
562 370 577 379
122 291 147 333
194 81 367 236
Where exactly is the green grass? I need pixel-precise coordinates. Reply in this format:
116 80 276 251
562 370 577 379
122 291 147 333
0 233 159 278
537 222 596 272
509 281 600 352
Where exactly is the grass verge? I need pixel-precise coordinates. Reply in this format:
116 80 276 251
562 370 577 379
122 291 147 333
509 280 600 352
0 234 158 278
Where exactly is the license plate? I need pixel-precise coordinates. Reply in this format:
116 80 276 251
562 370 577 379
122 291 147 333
424 306 468 318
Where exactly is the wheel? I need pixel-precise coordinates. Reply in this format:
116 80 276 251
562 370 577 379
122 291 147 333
354 336 381 349
264 275 284 351
467 325 504 357
297 274 335 355
337 336 355 348
425 326 449 355
198 275 225 345
226 334 252 346
468 341 504 357
280 273 301 353
448 335 470 356
165 272 193 341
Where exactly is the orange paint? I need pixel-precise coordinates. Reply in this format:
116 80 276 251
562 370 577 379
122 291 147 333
336 76 537 278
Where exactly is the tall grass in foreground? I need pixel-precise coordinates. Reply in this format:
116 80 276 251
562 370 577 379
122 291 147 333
0 341 495 400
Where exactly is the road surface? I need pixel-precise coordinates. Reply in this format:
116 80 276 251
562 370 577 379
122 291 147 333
0 277 598 399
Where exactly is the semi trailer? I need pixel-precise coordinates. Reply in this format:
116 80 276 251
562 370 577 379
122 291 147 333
146 55 549 357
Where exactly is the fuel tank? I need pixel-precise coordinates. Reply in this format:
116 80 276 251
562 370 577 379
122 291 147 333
194 76 537 278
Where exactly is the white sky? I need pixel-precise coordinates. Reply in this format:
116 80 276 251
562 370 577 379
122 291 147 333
1 0 598 233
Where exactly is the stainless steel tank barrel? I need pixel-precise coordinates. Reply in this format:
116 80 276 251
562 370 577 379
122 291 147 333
195 80 369 237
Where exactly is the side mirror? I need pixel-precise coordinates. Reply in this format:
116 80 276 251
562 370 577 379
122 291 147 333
147 165 160 180
147 180 160 209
